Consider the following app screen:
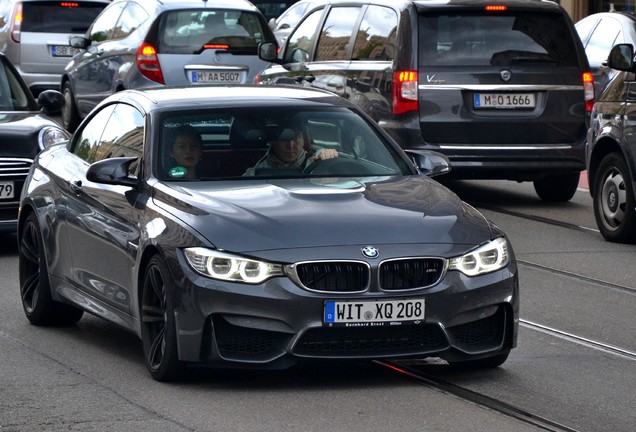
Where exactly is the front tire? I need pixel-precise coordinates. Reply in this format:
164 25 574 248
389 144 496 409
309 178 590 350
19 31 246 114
19 213 84 326
140 255 183 381
593 153 636 243
533 173 580 202
61 81 80 132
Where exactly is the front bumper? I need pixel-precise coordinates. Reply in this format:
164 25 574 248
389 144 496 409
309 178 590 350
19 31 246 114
170 249 519 368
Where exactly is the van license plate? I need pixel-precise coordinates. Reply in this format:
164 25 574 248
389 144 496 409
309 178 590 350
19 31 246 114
51 45 79 57
324 299 425 327
190 71 245 84
0 181 15 199
474 93 536 109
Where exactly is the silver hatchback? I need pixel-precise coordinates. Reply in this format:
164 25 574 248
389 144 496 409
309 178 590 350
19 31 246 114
60 0 277 132
0 0 109 95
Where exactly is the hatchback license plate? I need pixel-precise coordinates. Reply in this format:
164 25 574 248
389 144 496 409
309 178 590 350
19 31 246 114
0 181 15 199
51 45 79 57
190 71 244 84
474 93 536 109
324 299 425 327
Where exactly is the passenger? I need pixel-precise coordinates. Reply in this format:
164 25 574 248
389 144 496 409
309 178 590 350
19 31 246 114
243 124 338 176
167 125 203 179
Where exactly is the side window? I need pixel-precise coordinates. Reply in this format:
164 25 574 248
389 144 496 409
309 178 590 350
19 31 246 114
284 9 324 63
352 6 397 61
72 105 116 162
88 2 125 42
315 7 361 61
575 18 599 47
112 2 148 40
97 104 144 176
585 18 622 66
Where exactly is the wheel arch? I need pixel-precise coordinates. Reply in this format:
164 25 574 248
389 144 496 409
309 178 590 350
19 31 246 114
588 136 627 197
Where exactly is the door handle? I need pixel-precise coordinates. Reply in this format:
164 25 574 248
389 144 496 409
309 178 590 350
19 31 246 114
70 180 82 195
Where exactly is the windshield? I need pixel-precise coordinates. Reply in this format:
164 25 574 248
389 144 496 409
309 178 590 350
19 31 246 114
156 107 410 181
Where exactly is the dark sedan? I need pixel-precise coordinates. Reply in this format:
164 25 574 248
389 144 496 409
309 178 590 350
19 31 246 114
18 85 518 381
0 52 69 233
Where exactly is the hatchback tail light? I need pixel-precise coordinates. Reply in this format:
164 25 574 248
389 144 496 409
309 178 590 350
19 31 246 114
583 71 595 113
392 70 418 115
136 42 164 84
10 2 23 43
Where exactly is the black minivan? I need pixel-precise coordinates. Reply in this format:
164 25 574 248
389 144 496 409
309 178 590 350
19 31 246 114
256 0 593 201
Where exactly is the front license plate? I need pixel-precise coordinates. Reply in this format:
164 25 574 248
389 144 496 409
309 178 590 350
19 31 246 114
0 181 15 199
324 299 425 327
51 45 80 57
474 93 536 109
190 70 245 84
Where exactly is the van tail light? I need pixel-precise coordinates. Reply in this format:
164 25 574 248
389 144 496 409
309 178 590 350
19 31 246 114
136 42 164 84
10 2 23 43
583 71 595 113
392 70 418 115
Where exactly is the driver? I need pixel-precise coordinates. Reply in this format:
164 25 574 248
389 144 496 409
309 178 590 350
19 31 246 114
243 124 338 176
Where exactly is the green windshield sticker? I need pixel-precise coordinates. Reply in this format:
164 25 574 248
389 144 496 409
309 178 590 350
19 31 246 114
168 166 187 178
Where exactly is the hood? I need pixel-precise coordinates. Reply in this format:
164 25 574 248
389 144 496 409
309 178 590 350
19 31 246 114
0 112 60 158
153 176 493 253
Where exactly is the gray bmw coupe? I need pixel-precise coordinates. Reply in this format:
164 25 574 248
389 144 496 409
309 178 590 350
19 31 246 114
18 85 518 381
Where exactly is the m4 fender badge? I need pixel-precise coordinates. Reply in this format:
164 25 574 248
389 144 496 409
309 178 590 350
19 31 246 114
361 246 380 258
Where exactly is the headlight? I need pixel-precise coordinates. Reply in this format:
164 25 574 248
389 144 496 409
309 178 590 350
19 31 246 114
448 237 509 276
39 126 71 149
183 248 283 284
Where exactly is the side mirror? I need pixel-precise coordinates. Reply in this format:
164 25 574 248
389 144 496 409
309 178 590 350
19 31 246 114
86 157 139 188
37 90 65 115
258 41 280 63
68 36 90 49
268 17 277 30
607 43 635 72
404 150 452 177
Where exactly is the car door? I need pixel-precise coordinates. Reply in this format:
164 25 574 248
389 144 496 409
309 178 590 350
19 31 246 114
344 4 396 121
259 5 360 93
69 1 126 117
65 102 144 315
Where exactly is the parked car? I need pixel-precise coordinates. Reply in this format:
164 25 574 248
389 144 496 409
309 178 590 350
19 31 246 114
586 43 636 243
0 0 110 96
575 11 636 95
18 84 518 381
256 0 593 202
60 0 277 132
0 52 69 233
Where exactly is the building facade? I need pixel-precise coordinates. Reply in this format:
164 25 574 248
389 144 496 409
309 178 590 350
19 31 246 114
561 1 634 22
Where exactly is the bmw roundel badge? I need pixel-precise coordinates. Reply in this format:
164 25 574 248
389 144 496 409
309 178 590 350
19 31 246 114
361 246 379 258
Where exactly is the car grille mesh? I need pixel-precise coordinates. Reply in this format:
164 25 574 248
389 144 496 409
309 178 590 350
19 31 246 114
295 262 369 292
448 306 506 352
379 258 445 290
294 258 445 292
0 159 32 178
294 324 448 356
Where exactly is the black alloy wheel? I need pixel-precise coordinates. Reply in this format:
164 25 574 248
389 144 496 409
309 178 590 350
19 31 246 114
140 255 183 381
593 152 636 243
19 213 83 326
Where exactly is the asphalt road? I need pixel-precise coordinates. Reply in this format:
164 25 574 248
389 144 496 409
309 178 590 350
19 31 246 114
1 179 634 432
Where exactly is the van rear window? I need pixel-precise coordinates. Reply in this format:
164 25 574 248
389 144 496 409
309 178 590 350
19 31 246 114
21 1 106 34
418 12 579 67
